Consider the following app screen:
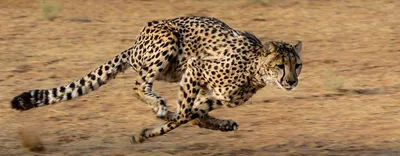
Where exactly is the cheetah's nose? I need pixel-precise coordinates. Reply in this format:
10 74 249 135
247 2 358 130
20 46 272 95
286 80 296 86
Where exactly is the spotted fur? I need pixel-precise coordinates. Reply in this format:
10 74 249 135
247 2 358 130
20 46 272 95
10 16 302 143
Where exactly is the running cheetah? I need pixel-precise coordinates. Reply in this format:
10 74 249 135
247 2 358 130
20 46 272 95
10 16 302 143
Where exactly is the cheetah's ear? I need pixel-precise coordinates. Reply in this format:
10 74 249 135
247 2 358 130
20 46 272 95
294 41 302 55
261 41 277 56
267 41 277 52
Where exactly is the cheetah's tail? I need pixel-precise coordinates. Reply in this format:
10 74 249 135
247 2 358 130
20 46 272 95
10 49 131 111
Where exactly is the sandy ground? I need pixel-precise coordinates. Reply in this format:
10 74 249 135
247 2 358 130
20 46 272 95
0 0 399 155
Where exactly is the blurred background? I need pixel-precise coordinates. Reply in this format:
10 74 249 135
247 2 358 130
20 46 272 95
0 0 399 155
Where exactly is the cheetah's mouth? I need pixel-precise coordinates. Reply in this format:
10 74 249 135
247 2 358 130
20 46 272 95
284 87 293 91
276 80 294 91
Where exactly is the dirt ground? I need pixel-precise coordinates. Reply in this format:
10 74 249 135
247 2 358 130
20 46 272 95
0 0 399 155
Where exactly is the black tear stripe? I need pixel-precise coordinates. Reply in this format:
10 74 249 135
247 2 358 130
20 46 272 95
280 56 285 84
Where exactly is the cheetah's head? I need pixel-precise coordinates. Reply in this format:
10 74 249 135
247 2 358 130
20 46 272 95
259 41 302 91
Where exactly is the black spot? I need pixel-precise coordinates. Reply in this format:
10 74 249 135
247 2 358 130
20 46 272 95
97 78 104 86
191 113 199 119
212 46 218 51
69 83 75 89
52 88 58 97
98 69 103 76
206 99 214 111
160 100 166 106
167 123 173 128
185 108 190 114
106 73 112 80
79 79 86 86
183 91 188 98
77 88 83 96
60 86 66 93
162 50 168 56
105 65 110 71
116 64 123 72
66 93 72 100
89 83 95 91
160 128 165 135
186 97 192 103
90 74 96 80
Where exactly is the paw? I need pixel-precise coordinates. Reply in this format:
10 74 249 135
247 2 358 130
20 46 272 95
219 120 238 132
156 110 176 122
130 135 144 144
130 128 149 144
152 105 168 119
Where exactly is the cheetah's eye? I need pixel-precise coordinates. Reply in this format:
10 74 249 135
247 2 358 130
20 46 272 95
295 64 302 69
276 64 284 69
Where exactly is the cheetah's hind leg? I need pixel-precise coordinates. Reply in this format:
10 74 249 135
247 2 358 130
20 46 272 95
132 77 168 119
130 22 180 119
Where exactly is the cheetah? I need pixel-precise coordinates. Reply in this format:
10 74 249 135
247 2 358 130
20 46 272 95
10 16 302 143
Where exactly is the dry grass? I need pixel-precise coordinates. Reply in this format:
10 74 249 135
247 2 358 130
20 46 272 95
19 126 44 152
39 0 60 21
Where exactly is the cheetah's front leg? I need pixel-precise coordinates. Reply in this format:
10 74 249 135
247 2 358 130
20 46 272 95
190 114 238 132
131 97 225 143
160 110 239 132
